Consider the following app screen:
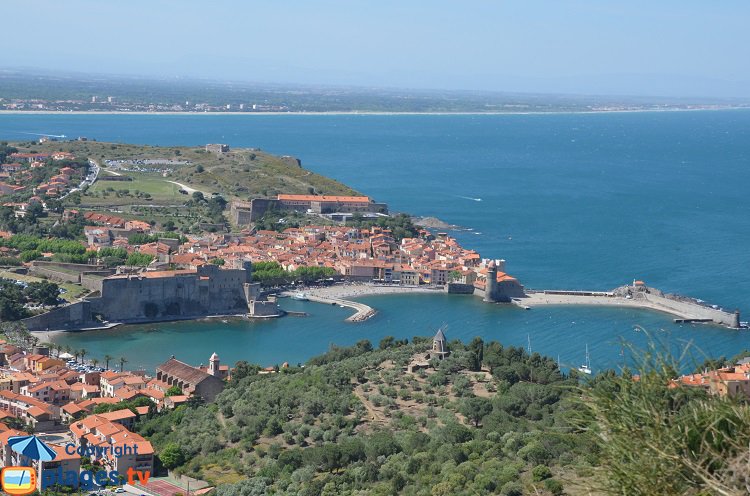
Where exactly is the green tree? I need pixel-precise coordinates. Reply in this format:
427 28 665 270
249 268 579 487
166 385 183 397
24 280 61 306
159 443 186 469
461 396 493 427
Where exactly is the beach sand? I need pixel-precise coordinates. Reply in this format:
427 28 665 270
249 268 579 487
303 284 443 300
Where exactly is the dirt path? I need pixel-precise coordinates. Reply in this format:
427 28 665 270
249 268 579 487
166 180 206 195
353 387 387 424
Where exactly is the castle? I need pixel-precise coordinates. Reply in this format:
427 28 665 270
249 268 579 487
22 262 280 331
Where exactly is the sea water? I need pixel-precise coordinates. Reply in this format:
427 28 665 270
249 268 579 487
2 110 749 371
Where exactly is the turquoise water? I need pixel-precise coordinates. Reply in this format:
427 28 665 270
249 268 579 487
2 111 749 371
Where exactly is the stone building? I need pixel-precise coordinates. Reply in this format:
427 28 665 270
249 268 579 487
231 194 389 225
22 262 280 331
407 328 451 373
431 328 450 360
155 353 226 402
205 143 229 153
476 260 525 303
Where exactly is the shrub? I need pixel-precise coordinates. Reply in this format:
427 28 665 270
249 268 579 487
544 478 564 495
531 464 552 482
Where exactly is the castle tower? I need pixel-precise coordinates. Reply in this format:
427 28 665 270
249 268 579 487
484 260 498 303
432 327 450 360
242 260 253 283
209 352 220 376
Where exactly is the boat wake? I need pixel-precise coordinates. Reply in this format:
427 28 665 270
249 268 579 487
456 195 482 202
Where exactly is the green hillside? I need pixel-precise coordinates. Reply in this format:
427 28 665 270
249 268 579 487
12 140 360 202
138 338 595 495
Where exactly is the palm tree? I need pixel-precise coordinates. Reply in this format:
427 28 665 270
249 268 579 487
79 348 87 364
63 345 72 356
104 355 113 370
73 350 80 363
119 357 128 372
91 358 99 368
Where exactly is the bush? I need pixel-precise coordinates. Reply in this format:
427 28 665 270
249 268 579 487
531 464 552 482
501 481 524 496
544 479 564 495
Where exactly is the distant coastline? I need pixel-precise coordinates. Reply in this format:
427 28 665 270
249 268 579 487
1 107 749 117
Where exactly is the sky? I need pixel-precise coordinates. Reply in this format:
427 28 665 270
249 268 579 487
4 0 750 98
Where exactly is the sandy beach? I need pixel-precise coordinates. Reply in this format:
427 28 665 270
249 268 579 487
302 284 443 300
283 284 443 322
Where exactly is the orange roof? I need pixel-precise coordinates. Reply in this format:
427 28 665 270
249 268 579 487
62 402 85 414
0 429 28 444
49 443 80 461
277 194 370 203
26 406 48 418
98 409 136 422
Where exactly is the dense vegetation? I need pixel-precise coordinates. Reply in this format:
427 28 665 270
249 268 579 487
578 342 750 496
251 261 337 287
347 213 420 242
0 278 61 320
0 234 95 264
0 205 86 239
138 338 593 495
130 336 750 496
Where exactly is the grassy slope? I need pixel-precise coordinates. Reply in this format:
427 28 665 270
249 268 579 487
11 141 360 203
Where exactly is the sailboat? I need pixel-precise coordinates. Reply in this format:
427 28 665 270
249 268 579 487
578 344 592 375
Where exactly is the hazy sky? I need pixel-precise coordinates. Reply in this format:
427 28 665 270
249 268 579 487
5 1 750 97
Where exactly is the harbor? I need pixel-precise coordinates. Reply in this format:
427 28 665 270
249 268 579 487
285 281 743 330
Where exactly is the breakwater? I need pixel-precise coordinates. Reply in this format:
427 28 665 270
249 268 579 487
518 285 741 329
280 291 375 322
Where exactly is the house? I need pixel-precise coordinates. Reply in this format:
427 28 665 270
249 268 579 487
0 390 60 430
69 414 153 476
99 371 146 397
0 429 81 491
0 182 25 195
61 401 87 423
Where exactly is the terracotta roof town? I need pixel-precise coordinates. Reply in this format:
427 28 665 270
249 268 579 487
0 348 229 492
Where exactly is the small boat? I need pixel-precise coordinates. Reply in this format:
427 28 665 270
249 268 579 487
578 344 592 375
221 319 229 324
292 292 309 301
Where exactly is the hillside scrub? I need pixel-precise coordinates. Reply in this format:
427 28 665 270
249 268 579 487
138 338 595 495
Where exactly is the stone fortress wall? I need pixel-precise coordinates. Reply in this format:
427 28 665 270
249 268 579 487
23 262 280 331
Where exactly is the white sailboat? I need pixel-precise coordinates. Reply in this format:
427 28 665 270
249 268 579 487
578 344 592 375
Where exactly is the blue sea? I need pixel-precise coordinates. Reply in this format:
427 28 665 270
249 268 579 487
1 110 749 372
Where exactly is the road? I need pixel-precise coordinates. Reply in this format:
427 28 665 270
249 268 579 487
59 158 100 200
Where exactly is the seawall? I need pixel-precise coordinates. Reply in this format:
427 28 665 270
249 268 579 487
282 291 375 322
518 285 741 329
